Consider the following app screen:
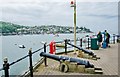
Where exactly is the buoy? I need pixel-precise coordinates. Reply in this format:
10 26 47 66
15 44 17 45
49 41 56 54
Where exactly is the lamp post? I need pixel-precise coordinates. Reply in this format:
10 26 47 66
71 0 77 54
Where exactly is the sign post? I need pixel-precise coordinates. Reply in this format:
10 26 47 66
71 0 77 54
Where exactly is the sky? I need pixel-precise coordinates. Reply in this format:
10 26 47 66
0 0 119 34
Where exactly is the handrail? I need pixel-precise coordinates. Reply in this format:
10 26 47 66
67 42 94 56
9 55 29 66
32 46 44 54
9 46 47 66
0 35 116 76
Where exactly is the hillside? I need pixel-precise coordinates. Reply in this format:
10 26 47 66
0 21 93 36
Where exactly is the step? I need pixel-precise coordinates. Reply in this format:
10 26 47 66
95 67 102 70
95 70 103 74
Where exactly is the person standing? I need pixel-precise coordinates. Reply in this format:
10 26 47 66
106 32 110 47
97 31 102 47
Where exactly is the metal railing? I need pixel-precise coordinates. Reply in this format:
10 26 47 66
0 45 47 77
0 35 117 77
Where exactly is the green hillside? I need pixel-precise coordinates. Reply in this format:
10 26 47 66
0 21 24 33
0 21 93 36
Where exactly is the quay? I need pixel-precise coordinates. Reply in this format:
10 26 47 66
1 36 119 77
33 43 118 75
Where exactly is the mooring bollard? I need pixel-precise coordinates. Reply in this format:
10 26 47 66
113 34 115 44
64 39 67 55
44 43 47 66
88 38 89 49
28 48 33 77
80 38 82 47
3 57 9 77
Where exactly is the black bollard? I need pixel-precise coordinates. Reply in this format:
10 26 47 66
64 39 67 55
117 35 119 43
28 48 33 77
3 58 9 77
44 43 47 66
88 38 89 49
113 35 115 44
80 38 82 47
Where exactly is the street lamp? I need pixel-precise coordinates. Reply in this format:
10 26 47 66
71 0 77 54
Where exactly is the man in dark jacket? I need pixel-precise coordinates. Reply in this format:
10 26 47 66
106 32 110 47
97 31 102 47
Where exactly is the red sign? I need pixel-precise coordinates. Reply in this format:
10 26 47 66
71 1 74 5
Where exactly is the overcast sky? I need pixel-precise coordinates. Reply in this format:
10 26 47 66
0 0 119 34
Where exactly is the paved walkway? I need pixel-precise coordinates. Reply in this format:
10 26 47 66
33 43 118 75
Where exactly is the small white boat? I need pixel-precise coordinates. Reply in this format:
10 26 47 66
54 34 59 37
18 45 25 48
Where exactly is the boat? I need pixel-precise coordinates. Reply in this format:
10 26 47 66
18 45 25 48
54 33 59 37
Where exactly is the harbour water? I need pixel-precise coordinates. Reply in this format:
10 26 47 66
0 33 114 75
0 36 2 76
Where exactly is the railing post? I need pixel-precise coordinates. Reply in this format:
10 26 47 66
88 38 89 49
44 43 47 66
28 48 33 77
64 39 67 55
80 38 82 47
117 35 119 43
3 57 9 77
113 34 115 44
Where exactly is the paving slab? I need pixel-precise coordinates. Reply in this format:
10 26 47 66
33 43 118 75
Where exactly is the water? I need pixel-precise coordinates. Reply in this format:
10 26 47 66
0 36 2 76
0 33 94 75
